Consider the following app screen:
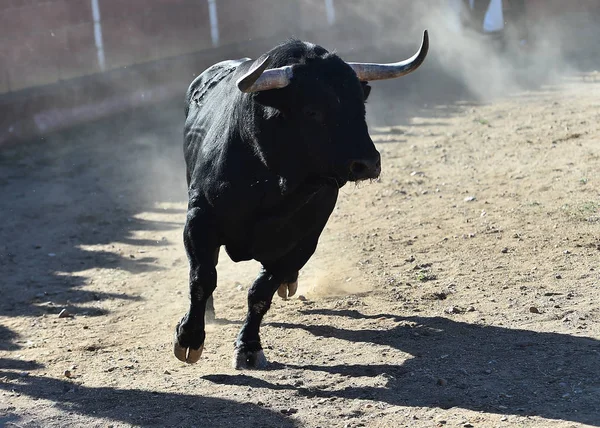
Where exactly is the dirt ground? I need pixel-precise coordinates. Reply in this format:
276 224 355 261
1 63 600 427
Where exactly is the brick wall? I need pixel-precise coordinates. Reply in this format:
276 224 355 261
0 0 313 94
1 0 598 144
2 0 599 94
0 1 337 144
0 0 96 92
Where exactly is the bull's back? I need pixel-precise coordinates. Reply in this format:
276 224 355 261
183 59 249 180
184 58 249 118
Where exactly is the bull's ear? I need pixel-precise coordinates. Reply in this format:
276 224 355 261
361 82 371 102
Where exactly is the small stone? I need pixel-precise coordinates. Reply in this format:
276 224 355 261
529 306 541 314
58 309 73 318
64 370 72 378
555 274 562 279
501 416 508 421
445 306 463 314
437 378 447 386
298 295 307 301
464 424 474 428
467 306 476 312
164 370 171 375
501 247 509 253
464 196 476 202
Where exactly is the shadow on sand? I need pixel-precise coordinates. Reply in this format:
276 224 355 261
0 103 188 349
0 366 297 428
206 309 600 426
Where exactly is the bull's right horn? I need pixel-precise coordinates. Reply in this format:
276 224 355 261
237 54 294 93
347 30 429 82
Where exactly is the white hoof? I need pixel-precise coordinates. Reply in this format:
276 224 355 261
232 348 268 370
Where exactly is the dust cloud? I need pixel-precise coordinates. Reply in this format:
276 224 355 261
339 1 600 127
422 1 600 98
301 257 374 299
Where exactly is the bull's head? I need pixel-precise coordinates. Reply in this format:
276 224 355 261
236 31 429 185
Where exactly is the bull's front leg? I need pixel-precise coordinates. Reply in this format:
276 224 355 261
173 206 219 364
233 182 338 369
232 269 282 369
250 178 338 301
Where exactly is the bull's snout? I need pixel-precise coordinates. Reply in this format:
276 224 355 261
349 152 381 181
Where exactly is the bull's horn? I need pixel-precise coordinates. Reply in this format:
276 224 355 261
237 54 294 93
347 30 429 82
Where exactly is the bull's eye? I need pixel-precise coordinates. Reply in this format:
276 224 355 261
303 106 324 124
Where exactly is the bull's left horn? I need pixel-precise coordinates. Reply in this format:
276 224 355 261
237 54 294 93
347 30 429 82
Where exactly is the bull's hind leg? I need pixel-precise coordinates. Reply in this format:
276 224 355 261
277 271 298 300
233 183 338 369
173 206 220 364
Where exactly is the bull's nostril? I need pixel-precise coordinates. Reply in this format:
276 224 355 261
351 161 368 176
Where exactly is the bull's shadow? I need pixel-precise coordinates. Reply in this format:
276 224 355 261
0 368 297 428
251 309 600 426
0 102 188 349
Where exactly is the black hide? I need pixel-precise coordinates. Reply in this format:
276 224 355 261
174 39 381 368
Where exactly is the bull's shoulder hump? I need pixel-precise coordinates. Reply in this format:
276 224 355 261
185 58 251 107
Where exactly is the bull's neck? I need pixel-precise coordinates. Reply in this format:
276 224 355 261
242 103 311 191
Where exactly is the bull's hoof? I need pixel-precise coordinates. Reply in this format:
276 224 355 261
277 281 298 300
232 348 268 370
174 341 204 364
173 321 205 364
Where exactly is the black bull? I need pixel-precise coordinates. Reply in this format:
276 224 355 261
174 32 429 369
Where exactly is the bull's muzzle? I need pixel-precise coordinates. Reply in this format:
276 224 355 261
349 152 381 181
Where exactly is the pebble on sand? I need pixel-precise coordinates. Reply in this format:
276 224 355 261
58 309 73 318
